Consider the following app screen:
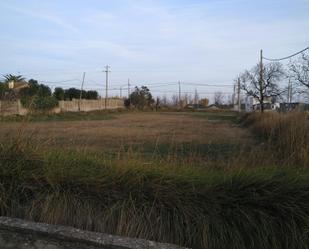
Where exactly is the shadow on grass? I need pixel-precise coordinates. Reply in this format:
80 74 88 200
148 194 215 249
192 111 239 123
0 111 117 122
121 142 240 161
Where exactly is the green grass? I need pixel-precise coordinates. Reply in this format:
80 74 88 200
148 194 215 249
0 139 309 249
0 110 118 122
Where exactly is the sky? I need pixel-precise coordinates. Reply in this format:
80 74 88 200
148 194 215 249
0 0 308 99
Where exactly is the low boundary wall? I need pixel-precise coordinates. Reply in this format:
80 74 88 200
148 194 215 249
0 98 124 116
0 100 28 116
59 99 124 112
0 217 189 249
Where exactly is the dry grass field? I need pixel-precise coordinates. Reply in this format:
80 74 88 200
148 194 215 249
0 112 251 154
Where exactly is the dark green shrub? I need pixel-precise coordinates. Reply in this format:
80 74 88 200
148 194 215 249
21 96 58 110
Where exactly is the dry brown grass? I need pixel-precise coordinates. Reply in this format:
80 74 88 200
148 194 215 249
0 112 251 153
242 111 309 167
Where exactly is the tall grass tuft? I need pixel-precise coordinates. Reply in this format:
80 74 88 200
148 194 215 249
242 112 309 167
0 138 309 249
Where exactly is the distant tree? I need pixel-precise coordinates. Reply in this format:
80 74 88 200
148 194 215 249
53 87 65 100
214 91 224 106
126 86 154 110
289 53 309 90
62 88 98 100
86 90 98 100
240 62 284 112
20 79 51 98
64 88 81 100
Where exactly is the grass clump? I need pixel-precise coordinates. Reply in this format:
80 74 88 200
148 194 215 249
242 112 309 167
0 139 309 249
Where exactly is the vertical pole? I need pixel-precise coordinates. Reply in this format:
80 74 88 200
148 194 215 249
233 83 236 110
287 78 290 104
103 65 110 109
238 77 241 112
178 81 181 108
259 49 264 112
128 78 130 98
290 79 293 103
128 78 131 106
120 87 122 98
79 72 86 111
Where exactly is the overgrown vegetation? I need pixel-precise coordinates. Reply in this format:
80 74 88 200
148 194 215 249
242 112 309 167
0 137 309 249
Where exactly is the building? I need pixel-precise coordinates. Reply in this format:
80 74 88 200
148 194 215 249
245 96 279 112
8 81 29 91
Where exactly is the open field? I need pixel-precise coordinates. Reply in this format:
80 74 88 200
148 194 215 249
0 112 252 162
0 110 309 249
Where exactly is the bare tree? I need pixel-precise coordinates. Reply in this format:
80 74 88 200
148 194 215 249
240 62 284 112
289 53 309 90
171 94 179 107
214 91 224 106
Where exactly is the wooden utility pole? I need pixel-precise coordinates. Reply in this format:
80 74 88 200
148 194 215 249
194 89 198 108
178 81 181 108
127 78 130 98
78 72 86 111
233 83 236 110
288 77 293 103
103 65 110 109
237 77 241 112
259 49 264 112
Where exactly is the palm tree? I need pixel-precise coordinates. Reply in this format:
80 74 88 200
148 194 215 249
3 74 25 83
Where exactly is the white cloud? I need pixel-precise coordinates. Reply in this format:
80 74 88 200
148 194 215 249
1 3 78 33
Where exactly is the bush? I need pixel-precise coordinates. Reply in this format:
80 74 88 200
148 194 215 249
21 96 58 110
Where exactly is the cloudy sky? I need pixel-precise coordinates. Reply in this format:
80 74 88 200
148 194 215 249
0 0 308 98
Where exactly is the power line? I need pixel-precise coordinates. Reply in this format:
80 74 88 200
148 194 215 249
41 79 80 83
262 46 309 61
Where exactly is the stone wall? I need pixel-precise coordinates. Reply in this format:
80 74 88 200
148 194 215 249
0 217 189 249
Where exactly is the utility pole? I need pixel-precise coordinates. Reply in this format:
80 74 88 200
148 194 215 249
237 77 241 112
78 72 86 111
259 49 264 112
120 86 122 98
103 65 110 109
287 77 293 104
178 81 181 108
194 89 198 108
127 78 130 98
